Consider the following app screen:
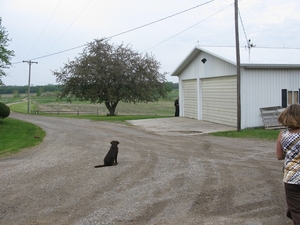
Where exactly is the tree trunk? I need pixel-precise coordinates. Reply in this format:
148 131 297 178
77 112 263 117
105 101 119 116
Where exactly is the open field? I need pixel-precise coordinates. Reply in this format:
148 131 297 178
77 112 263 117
2 90 179 116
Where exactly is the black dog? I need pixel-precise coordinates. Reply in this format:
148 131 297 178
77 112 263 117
95 141 120 168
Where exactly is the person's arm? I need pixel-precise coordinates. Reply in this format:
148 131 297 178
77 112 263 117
276 130 285 160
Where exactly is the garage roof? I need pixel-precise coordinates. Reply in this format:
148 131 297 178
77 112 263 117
171 46 300 77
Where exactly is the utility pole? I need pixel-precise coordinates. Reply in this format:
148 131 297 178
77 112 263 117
234 0 241 131
23 60 38 114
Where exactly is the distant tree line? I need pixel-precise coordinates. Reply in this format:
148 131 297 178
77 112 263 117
0 84 62 94
172 82 178 89
0 82 178 95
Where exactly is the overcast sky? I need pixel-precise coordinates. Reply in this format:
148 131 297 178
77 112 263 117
1 0 300 86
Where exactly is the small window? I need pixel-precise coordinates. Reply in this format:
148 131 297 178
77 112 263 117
288 90 298 105
281 89 300 108
294 91 299 104
282 89 299 107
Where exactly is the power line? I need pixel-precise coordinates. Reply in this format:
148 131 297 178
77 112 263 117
143 2 233 52
108 0 214 39
31 44 87 61
198 45 300 49
12 0 214 64
46 0 93 54
26 0 63 58
238 9 249 47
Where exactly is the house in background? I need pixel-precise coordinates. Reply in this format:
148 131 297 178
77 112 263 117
171 46 300 129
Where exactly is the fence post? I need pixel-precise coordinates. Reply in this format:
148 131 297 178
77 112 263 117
77 110 79 115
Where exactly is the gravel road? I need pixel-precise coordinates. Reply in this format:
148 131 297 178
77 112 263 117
0 113 290 225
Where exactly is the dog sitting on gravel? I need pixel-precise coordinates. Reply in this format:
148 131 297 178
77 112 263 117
95 141 120 168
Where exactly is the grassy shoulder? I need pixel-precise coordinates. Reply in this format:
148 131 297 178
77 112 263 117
9 102 28 113
0 118 46 157
210 127 281 141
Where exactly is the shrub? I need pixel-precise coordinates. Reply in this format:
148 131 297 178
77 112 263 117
0 102 10 119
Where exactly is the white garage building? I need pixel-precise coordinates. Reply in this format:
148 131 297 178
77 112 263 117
171 46 300 129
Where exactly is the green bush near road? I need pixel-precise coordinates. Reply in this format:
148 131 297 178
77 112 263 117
0 102 10 119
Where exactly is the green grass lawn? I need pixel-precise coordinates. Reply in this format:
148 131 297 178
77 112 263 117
0 118 46 157
9 102 29 113
210 127 281 140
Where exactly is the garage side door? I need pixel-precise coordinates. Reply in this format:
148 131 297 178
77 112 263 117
202 76 237 127
183 79 197 119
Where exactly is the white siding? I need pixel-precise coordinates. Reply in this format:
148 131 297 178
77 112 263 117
175 46 300 129
178 53 237 80
241 68 300 128
200 53 237 78
202 76 237 127
183 79 198 119
179 56 202 80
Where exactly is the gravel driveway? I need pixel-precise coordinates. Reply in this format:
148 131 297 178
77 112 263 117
0 113 290 225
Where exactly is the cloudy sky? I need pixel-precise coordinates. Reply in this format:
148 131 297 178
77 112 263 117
1 0 299 86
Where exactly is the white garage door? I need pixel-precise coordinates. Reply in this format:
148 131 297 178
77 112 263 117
183 79 198 119
202 76 237 127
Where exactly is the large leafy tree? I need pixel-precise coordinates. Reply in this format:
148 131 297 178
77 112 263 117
53 39 168 115
0 18 15 85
